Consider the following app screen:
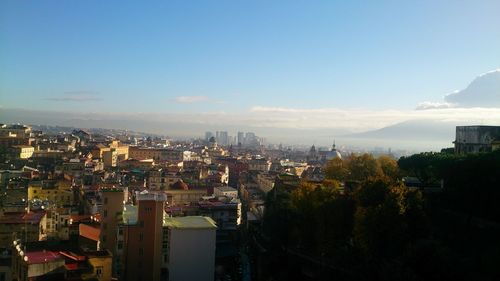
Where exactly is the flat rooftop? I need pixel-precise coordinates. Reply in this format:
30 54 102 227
25 250 63 265
0 211 46 224
215 186 237 192
164 216 217 229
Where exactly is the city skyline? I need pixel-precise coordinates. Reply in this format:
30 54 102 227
2 1 500 149
2 2 500 281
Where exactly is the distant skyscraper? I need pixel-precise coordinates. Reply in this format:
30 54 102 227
245 132 256 146
218 131 229 146
205 131 213 141
237 131 244 146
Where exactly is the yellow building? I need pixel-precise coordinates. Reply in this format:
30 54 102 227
9 145 34 159
102 149 118 168
129 147 184 162
92 140 129 162
28 180 73 206
129 146 162 160
81 250 113 281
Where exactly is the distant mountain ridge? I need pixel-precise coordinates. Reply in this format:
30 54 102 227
337 119 467 151
345 119 457 141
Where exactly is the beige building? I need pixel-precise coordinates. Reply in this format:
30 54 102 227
256 173 276 194
0 124 31 138
11 243 112 281
102 149 118 168
100 187 126 260
213 186 238 198
45 208 72 240
129 146 162 160
148 169 182 190
248 158 271 172
129 147 184 162
0 212 47 249
165 189 207 206
163 216 217 281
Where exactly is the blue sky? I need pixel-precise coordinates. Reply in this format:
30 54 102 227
1 0 500 129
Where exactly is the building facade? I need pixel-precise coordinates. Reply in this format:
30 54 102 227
121 191 165 281
163 216 217 281
454 126 500 154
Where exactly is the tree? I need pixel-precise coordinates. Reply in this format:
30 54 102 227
345 153 383 182
378 155 400 182
398 152 440 186
353 177 428 261
324 157 348 181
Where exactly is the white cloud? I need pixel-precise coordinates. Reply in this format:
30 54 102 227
415 101 456 110
173 96 209 103
248 106 500 131
416 69 500 110
44 91 102 102
443 69 500 107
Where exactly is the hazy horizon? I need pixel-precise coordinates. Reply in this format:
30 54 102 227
2 1 500 150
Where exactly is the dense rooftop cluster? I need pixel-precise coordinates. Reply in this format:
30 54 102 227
1 123 499 281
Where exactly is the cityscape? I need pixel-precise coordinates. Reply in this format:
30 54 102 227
1 1 500 281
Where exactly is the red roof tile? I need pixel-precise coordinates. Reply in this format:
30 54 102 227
79 223 100 241
25 251 63 264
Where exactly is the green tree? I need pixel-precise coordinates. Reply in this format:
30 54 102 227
353 177 428 260
378 155 400 182
324 157 348 181
345 153 383 182
398 152 440 186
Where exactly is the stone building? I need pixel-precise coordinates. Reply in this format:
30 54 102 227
454 125 500 154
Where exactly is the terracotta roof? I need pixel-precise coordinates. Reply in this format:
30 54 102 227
69 214 92 223
79 223 100 241
0 211 46 224
170 180 189 190
25 250 63 265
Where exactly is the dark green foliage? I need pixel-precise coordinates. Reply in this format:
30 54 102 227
261 151 500 280
325 153 399 183
399 150 500 221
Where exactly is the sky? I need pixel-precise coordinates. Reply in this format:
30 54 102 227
1 0 500 148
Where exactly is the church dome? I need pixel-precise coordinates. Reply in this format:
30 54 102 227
325 141 341 160
170 180 189 190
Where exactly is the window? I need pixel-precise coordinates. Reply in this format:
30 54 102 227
117 241 123 249
103 210 108 218
96 266 103 278
104 197 108 204
139 233 144 241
